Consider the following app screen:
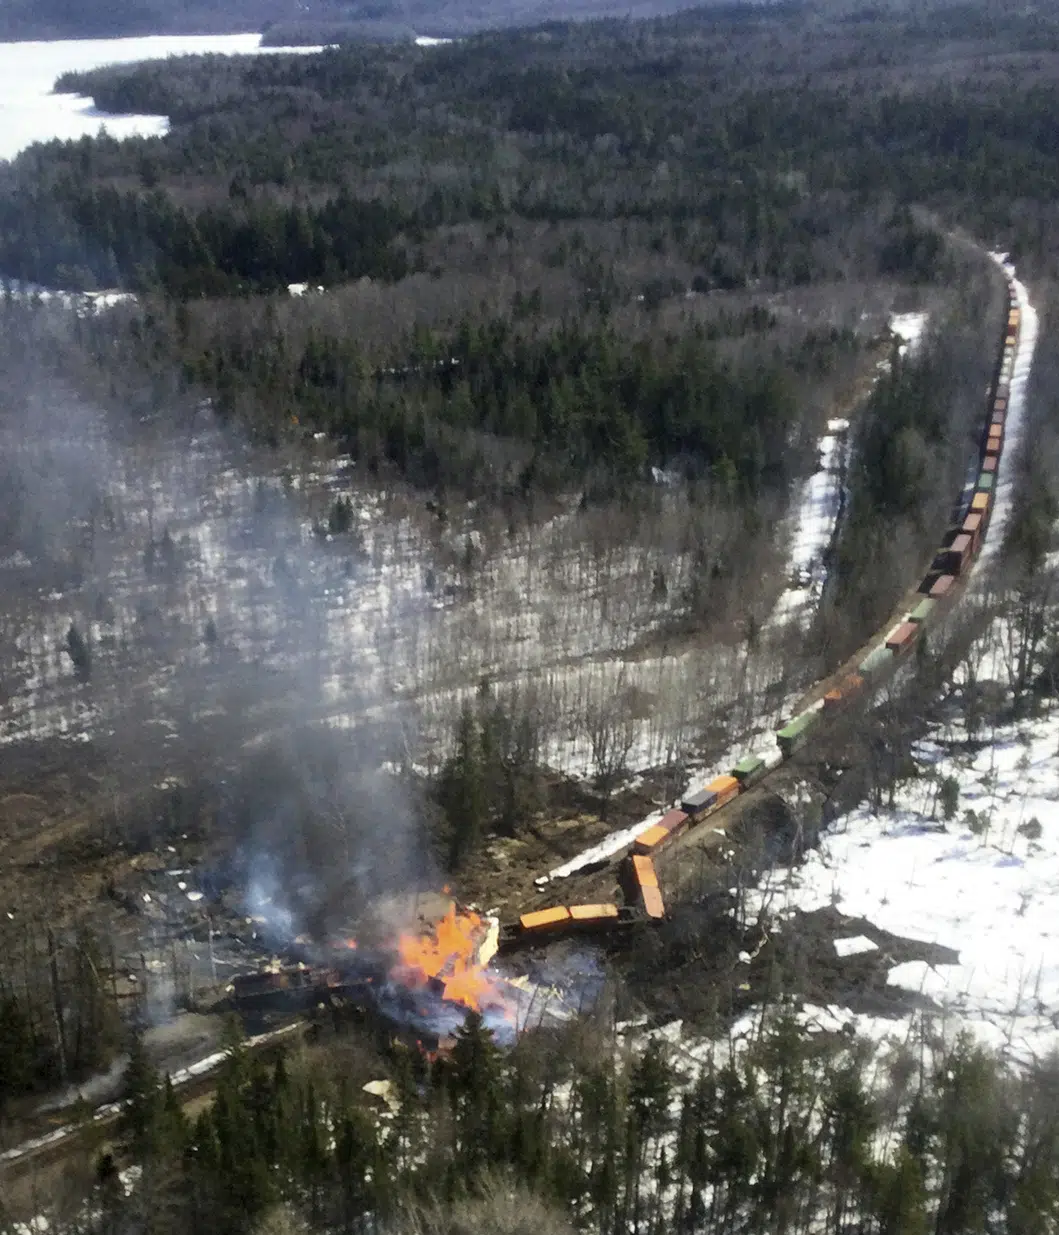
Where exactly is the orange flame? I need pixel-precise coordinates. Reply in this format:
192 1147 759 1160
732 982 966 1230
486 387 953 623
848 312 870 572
393 904 505 1014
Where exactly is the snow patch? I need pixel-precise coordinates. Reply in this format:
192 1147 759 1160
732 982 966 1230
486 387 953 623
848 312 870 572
833 935 878 957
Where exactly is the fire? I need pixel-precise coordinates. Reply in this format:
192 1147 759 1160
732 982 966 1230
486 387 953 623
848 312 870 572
393 904 507 1014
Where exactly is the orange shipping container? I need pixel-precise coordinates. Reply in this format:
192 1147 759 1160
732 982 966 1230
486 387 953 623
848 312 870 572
633 824 669 855
705 774 740 806
641 885 666 920
569 903 619 922
631 854 658 888
520 906 571 931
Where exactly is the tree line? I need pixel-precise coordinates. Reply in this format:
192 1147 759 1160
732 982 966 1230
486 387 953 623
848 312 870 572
175 312 812 498
25 1005 1059 1235
0 184 409 296
11 4 1059 299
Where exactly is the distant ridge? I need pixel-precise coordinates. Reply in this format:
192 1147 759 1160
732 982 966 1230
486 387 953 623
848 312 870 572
0 0 759 44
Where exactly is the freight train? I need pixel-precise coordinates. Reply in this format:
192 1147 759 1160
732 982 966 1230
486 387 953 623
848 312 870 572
505 280 1022 947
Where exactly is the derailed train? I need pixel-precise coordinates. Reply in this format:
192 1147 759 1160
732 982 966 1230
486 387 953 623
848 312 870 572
505 280 1022 945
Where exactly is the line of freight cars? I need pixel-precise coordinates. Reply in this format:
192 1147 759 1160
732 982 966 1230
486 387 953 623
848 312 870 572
506 280 1021 946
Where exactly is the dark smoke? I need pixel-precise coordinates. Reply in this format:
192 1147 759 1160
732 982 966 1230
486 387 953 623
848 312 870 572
0 293 437 940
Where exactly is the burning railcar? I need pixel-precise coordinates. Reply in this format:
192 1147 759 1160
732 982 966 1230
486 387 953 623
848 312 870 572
228 900 528 1048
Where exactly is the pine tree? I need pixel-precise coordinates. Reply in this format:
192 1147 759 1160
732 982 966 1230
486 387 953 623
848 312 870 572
123 1030 162 1159
481 693 541 838
328 496 354 536
333 1106 377 1235
69 927 121 1074
822 1053 877 1234
440 705 487 870
0 996 33 1118
870 1146 928 1235
448 1011 503 1178
939 775 959 822
66 622 91 679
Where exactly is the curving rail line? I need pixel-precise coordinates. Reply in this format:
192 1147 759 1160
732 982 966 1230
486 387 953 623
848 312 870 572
502 262 1028 949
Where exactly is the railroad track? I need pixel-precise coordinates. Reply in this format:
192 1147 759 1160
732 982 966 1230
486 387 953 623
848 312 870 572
0 1020 306 1182
501 259 1027 951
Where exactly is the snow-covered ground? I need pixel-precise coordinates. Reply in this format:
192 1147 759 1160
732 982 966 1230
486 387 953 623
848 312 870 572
770 310 928 630
768 416 851 628
745 262 1055 1064
0 34 324 162
538 308 931 883
750 696 1059 1064
2 281 137 314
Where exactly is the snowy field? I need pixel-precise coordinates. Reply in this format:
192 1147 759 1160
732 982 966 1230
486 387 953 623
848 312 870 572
749 688 1059 1064
0 34 324 162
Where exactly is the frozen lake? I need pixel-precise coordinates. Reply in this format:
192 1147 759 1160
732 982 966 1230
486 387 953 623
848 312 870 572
0 33 323 161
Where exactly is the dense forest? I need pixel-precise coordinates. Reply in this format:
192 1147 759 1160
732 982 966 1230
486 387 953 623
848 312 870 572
0 0 727 44
4 3 1059 1232
14 1006 1059 1235
2 0 1047 508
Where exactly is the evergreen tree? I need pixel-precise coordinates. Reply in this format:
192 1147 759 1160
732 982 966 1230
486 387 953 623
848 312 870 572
447 1011 503 1179
123 1030 162 1158
328 496 354 536
66 622 91 679
440 705 487 870
0 997 34 1118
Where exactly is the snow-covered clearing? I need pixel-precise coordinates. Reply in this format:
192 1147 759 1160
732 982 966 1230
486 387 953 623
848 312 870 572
749 697 1059 1064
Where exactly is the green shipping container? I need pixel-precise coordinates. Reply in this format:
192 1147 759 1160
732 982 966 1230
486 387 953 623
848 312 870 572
732 754 766 783
909 598 936 624
977 473 994 491
859 645 895 676
779 713 816 739
777 713 817 754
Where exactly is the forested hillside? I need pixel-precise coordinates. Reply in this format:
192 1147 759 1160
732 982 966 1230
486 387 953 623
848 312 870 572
0 0 747 44
4 4 1059 1232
